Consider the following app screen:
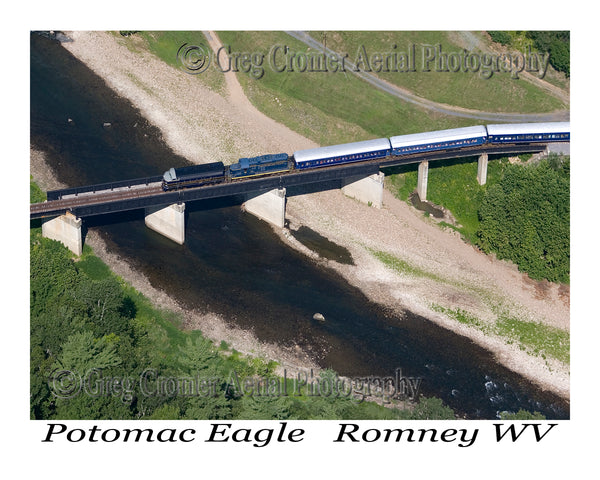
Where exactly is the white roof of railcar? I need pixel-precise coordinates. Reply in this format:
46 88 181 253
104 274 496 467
294 138 391 163
486 122 570 136
389 125 487 149
163 167 176 182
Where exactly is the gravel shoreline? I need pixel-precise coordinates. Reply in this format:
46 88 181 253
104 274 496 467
34 31 569 401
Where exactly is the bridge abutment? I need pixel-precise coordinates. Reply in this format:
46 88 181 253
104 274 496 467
477 153 488 185
42 212 83 256
417 160 429 201
242 188 286 228
145 203 186 245
341 172 384 208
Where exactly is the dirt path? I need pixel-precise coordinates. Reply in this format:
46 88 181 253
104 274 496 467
48 31 569 400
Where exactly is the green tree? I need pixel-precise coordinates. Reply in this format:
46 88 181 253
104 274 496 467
148 403 183 419
30 237 80 318
55 330 122 375
477 158 570 283
47 330 130 419
177 336 233 419
177 336 221 376
526 31 570 76
184 393 233 420
73 277 135 339
236 393 293 420
30 344 54 419
52 391 133 420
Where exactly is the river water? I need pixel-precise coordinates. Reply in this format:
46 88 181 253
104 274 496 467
30 33 569 419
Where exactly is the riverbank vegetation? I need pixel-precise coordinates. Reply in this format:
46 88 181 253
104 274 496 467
431 305 569 365
370 248 570 367
381 153 571 367
383 155 510 244
387 154 570 284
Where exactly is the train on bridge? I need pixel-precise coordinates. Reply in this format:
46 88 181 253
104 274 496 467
161 122 570 191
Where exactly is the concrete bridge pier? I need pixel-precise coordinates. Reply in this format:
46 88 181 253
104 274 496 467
145 203 186 245
477 153 488 186
42 212 83 256
417 160 429 201
242 188 286 228
341 171 384 208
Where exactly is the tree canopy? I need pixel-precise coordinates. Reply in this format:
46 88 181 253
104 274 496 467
477 156 570 283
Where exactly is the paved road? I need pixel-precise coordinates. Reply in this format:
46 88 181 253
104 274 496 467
286 31 569 123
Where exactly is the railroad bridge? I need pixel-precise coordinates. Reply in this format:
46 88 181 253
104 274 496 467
30 142 562 255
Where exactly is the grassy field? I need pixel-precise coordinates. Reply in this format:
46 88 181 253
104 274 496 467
307 31 567 113
217 31 479 145
124 30 567 146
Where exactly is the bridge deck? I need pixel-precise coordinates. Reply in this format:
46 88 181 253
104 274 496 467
30 143 548 220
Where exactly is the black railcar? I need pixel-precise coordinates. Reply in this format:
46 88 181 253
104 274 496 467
162 162 225 191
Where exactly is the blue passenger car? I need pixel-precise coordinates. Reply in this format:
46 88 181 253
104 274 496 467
293 138 391 170
486 122 570 143
229 153 290 178
389 126 488 156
